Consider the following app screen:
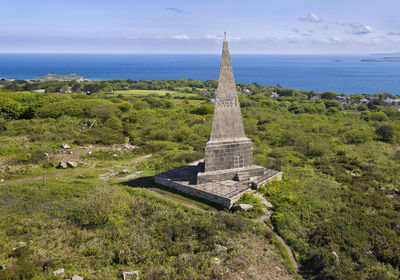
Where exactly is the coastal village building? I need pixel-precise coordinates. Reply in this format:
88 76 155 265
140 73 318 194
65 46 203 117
155 34 282 208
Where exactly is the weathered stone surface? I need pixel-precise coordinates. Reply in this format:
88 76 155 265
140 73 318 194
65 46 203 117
53 268 65 276
204 33 252 173
154 34 283 209
155 160 282 208
214 244 227 253
61 144 70 149
0 264 6 270
57 161 68 169
71 275 83 280
234 171 250 182
205 140 253 172
197 165 264 184
66 161 78 168
233 204 254 211
124 143 135 150
122 270 139 280
208 33 247 143
121 168 129 174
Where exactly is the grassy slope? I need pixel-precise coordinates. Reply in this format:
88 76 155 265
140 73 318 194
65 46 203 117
1 88 400 279
0 177 295 280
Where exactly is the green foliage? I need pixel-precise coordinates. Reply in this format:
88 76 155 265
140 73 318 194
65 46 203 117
370 111 388 121
232 192 264 219
0 96 25 119
69 185 130 227
0 83 400 280
375 124 394 143
0 181 275 280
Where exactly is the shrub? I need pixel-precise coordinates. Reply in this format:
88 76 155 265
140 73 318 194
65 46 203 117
375 124 394 143
370 112 388 121
232 192 264 219
69 185 131 227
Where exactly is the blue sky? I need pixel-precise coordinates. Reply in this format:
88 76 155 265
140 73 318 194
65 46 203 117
1 0 400 54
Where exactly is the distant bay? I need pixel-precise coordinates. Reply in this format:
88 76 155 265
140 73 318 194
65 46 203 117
0 53 399 95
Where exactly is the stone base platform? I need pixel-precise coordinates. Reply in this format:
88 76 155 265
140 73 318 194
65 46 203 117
154 160 282 208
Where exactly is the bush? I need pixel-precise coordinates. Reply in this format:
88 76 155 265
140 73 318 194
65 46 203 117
70 185 131 227
370 112 388 121
232 192 265 219
375 124 394 143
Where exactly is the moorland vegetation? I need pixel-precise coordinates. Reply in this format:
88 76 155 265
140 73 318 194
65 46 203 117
0 78 399 279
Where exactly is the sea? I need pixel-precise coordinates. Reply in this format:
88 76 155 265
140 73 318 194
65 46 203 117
0 54 399 95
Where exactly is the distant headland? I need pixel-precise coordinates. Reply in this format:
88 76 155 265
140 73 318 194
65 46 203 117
29 73 90 82
361 57 400 62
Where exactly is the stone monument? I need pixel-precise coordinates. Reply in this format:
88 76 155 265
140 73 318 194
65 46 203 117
155 33 282 208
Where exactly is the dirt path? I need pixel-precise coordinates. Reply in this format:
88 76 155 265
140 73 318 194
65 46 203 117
1 154 153 186
251 192 300 271
0 168 87 185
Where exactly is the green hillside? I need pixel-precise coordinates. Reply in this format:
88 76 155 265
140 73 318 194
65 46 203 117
0 81 399 279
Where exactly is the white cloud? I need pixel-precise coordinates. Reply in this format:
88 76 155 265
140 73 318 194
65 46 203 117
331 37 344 43
347 23 373 35
205 35 220 40
299 13 322 23
172 34 189 40
204 35 241 41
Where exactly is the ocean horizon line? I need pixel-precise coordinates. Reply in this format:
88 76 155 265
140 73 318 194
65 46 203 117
0 52 377 56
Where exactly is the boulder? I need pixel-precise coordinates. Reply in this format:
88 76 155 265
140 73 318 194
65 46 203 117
232 204 254 211
66 161 78 168
53 268 64 276
71 275 83 280
123 143 135 150
57 162 68 169
122 270 139 280
61 144 70 149
0 264 6 270
214 244 227 254
121 169 129 174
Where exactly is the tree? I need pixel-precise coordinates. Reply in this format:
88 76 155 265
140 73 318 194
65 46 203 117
375 124 394 143
321 91 337 100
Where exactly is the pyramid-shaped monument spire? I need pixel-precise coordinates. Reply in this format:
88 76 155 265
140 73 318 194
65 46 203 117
208 33 248 143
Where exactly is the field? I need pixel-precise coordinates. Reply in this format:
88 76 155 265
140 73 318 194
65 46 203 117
0 80 400 279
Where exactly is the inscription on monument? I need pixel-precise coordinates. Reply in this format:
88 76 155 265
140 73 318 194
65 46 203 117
217 97 238 107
